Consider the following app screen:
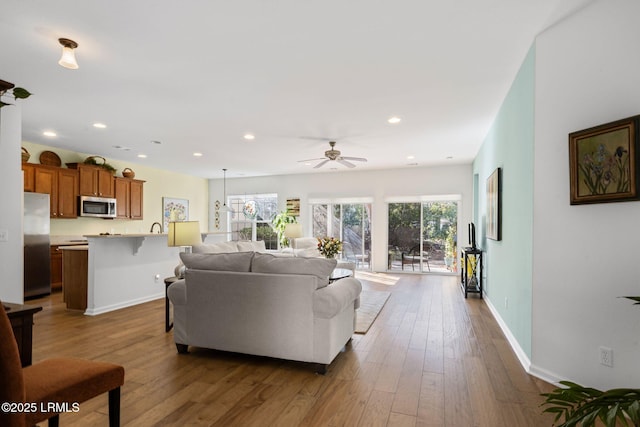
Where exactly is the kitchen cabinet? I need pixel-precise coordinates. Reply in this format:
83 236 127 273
68 163 115 198
50 245 63 291
32 165 78 218
22 163 35 192
61 247 88 310
114 177 145 220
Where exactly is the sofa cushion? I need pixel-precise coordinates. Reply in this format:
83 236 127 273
192 241 239 254
236 240 267 253
251 253 337 288
180 252 254 272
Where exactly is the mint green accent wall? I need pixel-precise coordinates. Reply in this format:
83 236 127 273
473 46 535 358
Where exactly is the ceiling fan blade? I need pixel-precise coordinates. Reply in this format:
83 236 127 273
297 157 326 163
314 159 330 169
341 156 367 162
337 159 356 168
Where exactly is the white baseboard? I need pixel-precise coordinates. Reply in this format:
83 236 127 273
84 292 164 316
483 295 562 386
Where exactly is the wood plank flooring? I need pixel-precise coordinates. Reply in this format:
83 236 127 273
27 272 556 426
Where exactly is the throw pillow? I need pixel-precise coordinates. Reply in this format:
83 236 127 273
251 252 337 288
180 252 254 272
192 241 239 254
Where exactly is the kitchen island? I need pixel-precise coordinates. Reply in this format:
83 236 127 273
82 234 180 315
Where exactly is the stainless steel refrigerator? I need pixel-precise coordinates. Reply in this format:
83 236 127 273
24 192 51 298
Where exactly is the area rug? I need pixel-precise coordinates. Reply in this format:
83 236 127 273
355 290 391 334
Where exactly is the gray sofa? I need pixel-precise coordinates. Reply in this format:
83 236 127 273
167 251 362 373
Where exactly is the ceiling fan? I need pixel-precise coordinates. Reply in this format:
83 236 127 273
298 141 367 169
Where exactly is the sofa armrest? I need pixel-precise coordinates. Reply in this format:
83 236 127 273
167 278 186 305
313 277 362 319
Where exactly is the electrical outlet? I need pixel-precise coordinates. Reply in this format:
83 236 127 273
599 346 613 367
154 274 161 282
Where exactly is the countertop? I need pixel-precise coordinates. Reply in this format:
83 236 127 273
58 245 89 251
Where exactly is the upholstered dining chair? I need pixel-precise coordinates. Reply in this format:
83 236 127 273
0 303 125 427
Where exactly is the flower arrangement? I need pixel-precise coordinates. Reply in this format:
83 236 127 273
243 200 257 219
317 237 342 258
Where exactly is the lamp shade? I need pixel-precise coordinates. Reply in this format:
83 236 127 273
283 223 302 239
167 221 201 247
58 38 79 69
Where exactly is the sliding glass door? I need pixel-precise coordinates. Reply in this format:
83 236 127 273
387 200 458 273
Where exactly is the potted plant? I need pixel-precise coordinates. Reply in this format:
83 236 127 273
540 296 640 427
444 227 456 269
0 79 31 108
271 211 297 248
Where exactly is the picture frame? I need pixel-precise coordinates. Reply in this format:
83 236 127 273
162 197 189 231
286 198 300 216
569 115 640 205
486 167 502 241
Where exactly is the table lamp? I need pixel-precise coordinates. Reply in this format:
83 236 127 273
167 221 201 277
283 223 302 248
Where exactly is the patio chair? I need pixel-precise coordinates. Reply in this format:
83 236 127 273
401 244 431 271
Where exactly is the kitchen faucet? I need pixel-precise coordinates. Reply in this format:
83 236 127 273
150 222 163 233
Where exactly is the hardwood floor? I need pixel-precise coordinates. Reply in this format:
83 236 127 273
28 273 556 426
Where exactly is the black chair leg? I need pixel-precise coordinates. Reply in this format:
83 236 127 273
48 414 60 427
109 387 121 427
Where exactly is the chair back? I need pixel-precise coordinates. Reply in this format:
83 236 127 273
0 303 26 427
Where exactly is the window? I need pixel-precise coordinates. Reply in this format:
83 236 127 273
228 194 278 249
311 200 372 270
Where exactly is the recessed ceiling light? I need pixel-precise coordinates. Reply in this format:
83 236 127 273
446 156 453 160
43 131 57 137
407 155 415 160
137 154 147 158
151 140 162 145
93 123 107 129
243 133 255 140
193 152 203 157
388 116 402 124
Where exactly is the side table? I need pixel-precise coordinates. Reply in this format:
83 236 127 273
4 302 43 366
164 277 180 332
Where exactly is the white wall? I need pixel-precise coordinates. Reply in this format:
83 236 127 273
210 165 473 271
533 0 640 388
0 99 24 303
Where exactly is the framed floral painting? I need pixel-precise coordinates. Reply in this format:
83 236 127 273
569 115 640 205
163 197 189 231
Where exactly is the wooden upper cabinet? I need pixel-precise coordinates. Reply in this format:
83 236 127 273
114 178 130 219
31 164 78 218
22 163 35 192
114 177 144 220
68 163 115 198
129 179 144 220
57 168 78 218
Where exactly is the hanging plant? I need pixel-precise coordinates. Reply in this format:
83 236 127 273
0 79 32 108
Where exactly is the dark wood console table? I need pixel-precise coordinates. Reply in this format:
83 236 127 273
4 302 43 366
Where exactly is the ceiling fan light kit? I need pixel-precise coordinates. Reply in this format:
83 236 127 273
298 141 367 169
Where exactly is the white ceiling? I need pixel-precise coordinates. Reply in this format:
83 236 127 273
1 0 591 179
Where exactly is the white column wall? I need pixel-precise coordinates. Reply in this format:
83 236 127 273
0 99 24 303
533 0 640 388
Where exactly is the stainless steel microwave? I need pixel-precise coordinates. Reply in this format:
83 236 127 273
79 196 117 218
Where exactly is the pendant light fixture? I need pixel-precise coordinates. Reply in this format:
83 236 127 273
58 38 79 69
220 168 235 214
